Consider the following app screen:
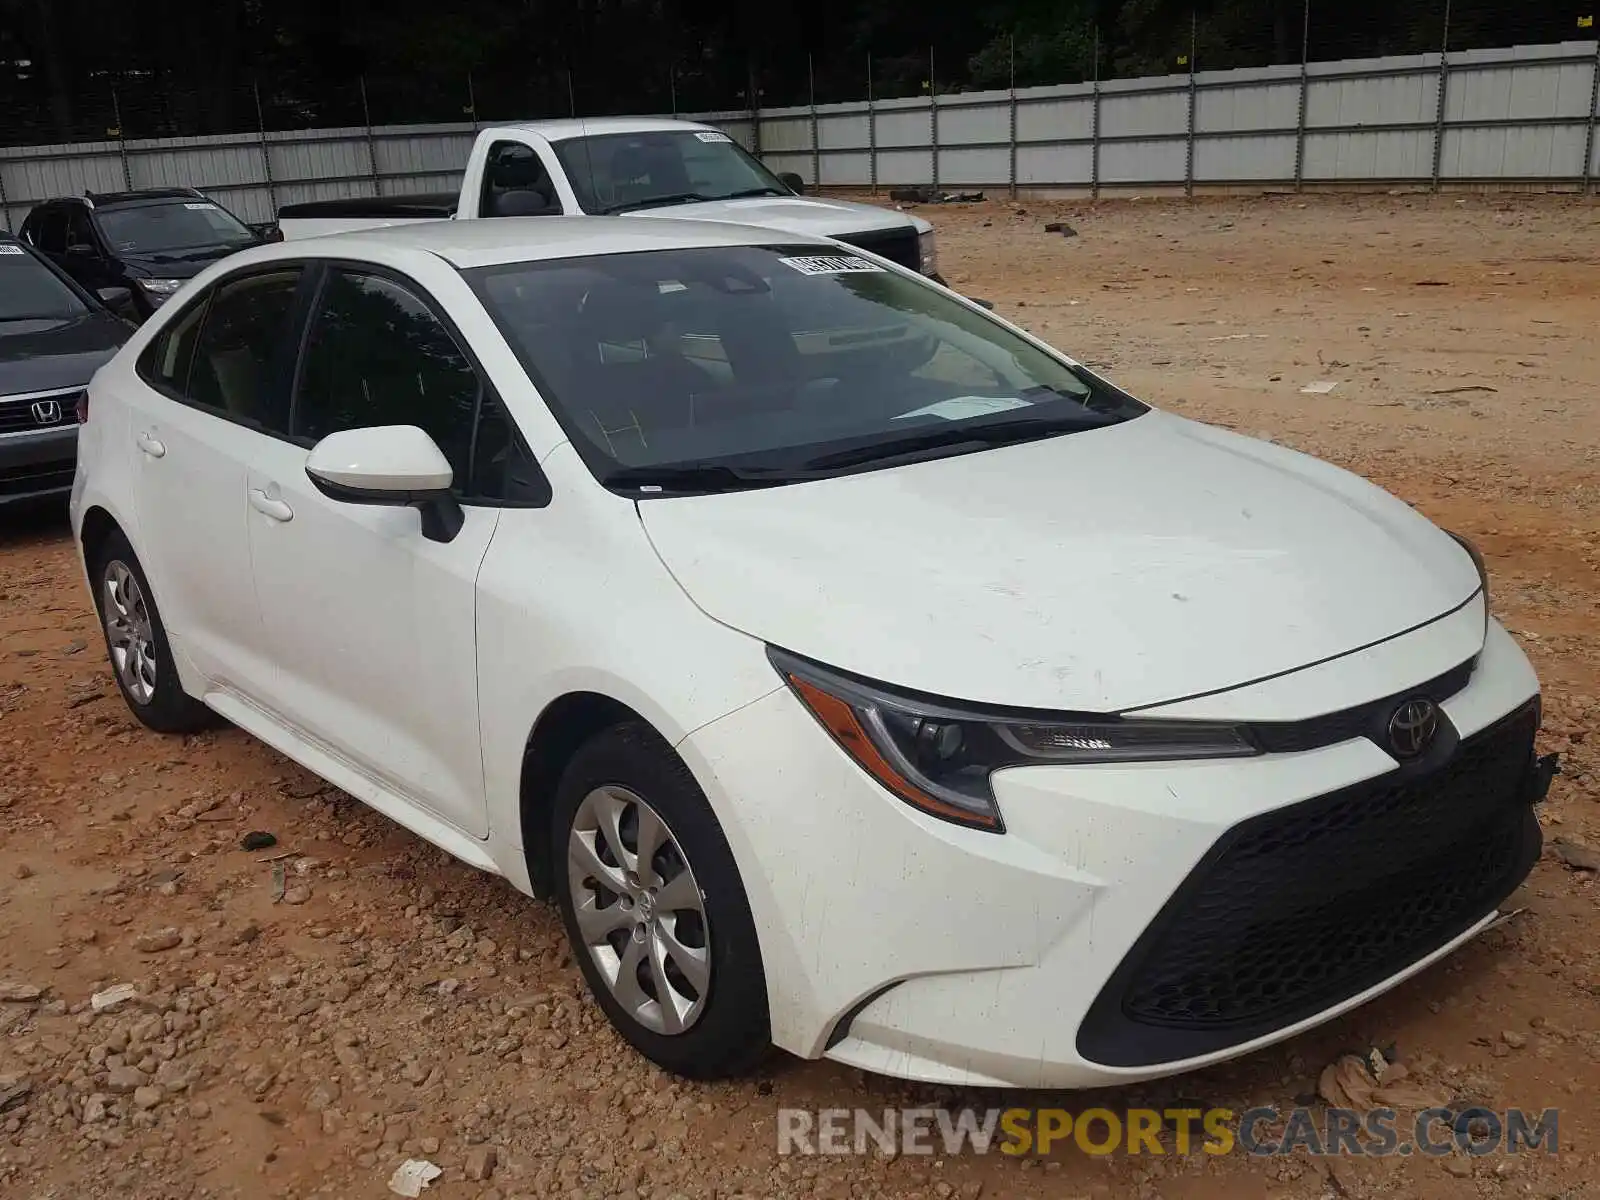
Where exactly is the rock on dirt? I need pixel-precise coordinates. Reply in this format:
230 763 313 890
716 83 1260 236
464 1145 498 1182
133 928 181 953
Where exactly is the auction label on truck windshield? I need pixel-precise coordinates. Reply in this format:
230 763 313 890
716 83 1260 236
0 244 24 254
183 202 217 210
779 255 883 276
694 131 732 142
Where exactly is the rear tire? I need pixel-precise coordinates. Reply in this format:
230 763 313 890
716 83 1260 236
552 721 770 1079
90 529 214 734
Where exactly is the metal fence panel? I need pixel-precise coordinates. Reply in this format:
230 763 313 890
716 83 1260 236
1195 134 1300 181
1016 143 1095 186
937 147 1010 186
1016 93 1096 143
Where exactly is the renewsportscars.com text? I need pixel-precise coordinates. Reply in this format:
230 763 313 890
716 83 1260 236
777 1106 1559 1158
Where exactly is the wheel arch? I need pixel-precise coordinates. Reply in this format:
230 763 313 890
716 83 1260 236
519 690 652 898
78 504 124 583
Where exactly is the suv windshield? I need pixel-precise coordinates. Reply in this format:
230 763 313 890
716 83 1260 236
0 243 88 321
95 199 256 255
553 130 791 215
468 245 1145 491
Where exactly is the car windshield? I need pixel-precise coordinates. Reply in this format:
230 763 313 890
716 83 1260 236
553 130 792 215
95 200 256 255
468 245 1146 491
0 243 88 320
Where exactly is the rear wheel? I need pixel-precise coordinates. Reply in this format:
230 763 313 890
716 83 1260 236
91 530 213 734
553 721 770 1079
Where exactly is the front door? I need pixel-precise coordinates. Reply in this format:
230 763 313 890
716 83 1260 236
245 266 502 838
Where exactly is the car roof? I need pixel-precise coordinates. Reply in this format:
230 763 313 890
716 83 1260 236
35 188 207 211
488 116 723 143
86 188 208 210
293 215 836 270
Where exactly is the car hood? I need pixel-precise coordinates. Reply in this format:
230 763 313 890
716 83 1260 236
634 195 932 238
121 245 244 279
638 412 1482 713
0 311 127 396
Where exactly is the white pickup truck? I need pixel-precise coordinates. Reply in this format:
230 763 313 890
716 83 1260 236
277 116 942 282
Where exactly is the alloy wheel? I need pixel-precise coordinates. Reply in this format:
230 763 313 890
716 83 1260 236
102 560 157 706
567 785 711 1035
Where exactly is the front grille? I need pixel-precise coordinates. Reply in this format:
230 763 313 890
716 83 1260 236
0 462 75 499
1248 656 1477 754
0 390 80 435
835 228 921 272
1078 699 1542 1067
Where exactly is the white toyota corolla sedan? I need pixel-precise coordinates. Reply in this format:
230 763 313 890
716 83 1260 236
70 216 1558 1089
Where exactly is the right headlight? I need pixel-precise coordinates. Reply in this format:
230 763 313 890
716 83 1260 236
770 647 1259 833
135 278 184 306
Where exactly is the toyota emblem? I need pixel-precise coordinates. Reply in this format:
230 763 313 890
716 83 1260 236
1387 698 1439 759
30 399 63 425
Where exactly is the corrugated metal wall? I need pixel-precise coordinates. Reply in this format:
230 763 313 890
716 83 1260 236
2 41 1595 231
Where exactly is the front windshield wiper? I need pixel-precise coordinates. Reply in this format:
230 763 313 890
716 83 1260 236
602 186 788 215
602 192 720 215
602 462 824 493
802 412 1118 472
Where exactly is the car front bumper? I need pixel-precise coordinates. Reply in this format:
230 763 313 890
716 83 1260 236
679 617 1551 1089
0 426 78 507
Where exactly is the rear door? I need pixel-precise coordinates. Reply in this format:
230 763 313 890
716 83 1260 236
124 265 309 694
243 263 512 838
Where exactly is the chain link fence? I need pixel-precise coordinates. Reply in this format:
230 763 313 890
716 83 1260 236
0 0 1595 231
2 1 1594 147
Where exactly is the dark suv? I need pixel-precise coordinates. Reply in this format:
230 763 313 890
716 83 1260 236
1 233 132 508
21 188 262 321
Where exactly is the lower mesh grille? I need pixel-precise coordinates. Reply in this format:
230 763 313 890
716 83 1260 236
1078 699 1542 1067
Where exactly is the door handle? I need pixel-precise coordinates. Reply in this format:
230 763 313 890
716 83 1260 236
249 488 294 523
136 432 166 458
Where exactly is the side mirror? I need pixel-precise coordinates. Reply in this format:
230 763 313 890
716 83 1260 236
778 172 806 195
66 242 95 256
304 425 464 543
95 286 137 319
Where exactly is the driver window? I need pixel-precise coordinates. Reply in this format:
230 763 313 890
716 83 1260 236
482 142 558 218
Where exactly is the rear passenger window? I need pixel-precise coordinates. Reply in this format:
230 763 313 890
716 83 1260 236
186 270 302 427
293 270 509 500
140 295 210 395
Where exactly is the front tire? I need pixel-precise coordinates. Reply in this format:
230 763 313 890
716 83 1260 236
553 721 770 1079
90 530 213 734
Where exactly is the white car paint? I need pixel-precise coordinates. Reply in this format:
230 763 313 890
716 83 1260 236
275 117 935 264
70 215 1548 1090
305 424 455 492
639 411 1482 714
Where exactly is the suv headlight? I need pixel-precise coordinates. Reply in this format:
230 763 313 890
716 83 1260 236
771 648 1258 832
135 278 184 305
917 230 938 275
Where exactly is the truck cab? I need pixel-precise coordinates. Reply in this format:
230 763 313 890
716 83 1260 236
277 117 940 280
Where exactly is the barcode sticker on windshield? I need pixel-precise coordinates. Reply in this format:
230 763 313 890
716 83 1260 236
183 202 215 210
694 131 732 143
0 244 24 254
779 255 883 276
